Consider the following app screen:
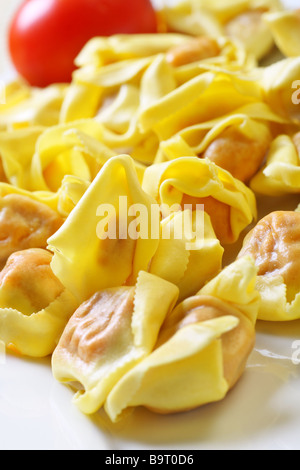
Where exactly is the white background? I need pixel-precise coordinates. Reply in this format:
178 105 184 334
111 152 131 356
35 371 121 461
0 0 22 75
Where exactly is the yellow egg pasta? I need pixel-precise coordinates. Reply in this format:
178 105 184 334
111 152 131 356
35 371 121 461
52 271 179 415
0 80 67 130
106 315 239 421
149 210 224 301
0 175 90 219
238 211 300 321
264 10 300 58
250 133 300 196
0 126 45 189
142 156 257 245
199 255 260 325
75 34 193 67
138 70 263 141
0 249 78 357
157 113 273 183
0 191 65 269
48 154 223 303
29 120 117 192
156 2 223 38
1 0 300 427
48 155 159 303
105 256 259 422
159 0 282 60
60 33 254 165
0 119 131 195
260 57 300 124
222 2 280 61
60 36 177 163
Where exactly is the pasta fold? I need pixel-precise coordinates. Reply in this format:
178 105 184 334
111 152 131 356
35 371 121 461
0 192 64 269
48 155 159 303
0 176 89 219
159 0 281 60
0 126 45 188
0 120 133 196
264 10 300 57
61 36 173 163
157 113 273 183
142 156 257 245
238 211 300 321
48 154 223 303
260 57 300 124
105 256 259 422
138 71 263 141
0 249 78 357
29 120 120 192
250 133 300 196
0 80 67 130
51 271 179 414
149 210 224 301
60 34 253 164
74 34 193 67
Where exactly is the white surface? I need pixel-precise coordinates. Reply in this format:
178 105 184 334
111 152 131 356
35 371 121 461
0 0 22 75
0 0 300 452
1 317 300 450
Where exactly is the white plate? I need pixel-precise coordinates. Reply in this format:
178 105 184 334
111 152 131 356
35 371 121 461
0 0 300 451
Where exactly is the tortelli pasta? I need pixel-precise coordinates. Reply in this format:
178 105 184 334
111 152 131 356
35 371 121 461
105 256 259 421
0 193 64 269
48 155 224 303
106 315 241 420
0 248 78 357
264 9 300 57
238 211 300 321
52 271 179 414
149 210 224 302
59 33 254 165
0 80 67 130
156 112 278 183
158 0 281 60
47 155 159 303
137 69 264 142
260 57 300 123
250 133 300 195
142 156 257 245
0 176 90 219
0 126 45 188
0 0 299 425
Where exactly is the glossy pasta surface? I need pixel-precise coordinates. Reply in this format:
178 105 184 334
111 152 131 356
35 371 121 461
1 0 300 424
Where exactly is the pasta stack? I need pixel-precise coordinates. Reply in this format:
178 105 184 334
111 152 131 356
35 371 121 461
0 0 300 422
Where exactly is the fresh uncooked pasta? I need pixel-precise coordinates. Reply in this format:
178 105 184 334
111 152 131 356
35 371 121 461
142 156 257 245
264 9 300 57
260 57 300 123
250 133 300 195
158 0 281 60
48 155 224 303
0 249 78 357
105 256 259 422
0 0 299 426
47 155 159 303
0 81 67 130
156 112 279 183
238 211 300 321
0 193 63 269
52 271 179 414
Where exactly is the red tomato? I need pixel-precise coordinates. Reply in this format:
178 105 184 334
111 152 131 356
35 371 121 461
9 0 158 88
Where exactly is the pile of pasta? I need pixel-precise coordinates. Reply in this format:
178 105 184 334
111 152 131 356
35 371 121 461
1 0 300 423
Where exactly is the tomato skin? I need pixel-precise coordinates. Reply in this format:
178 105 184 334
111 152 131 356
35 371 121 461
9 0 158 88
